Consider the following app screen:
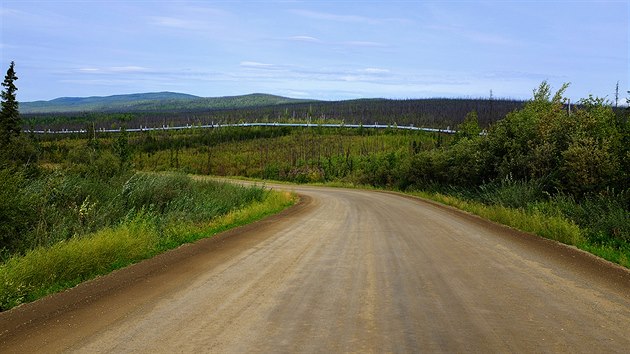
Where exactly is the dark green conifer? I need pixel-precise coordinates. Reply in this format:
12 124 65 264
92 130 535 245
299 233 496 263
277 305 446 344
0 61 20 145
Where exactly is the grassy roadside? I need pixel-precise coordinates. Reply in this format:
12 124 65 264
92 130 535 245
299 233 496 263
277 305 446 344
407 191 629 269
0 186 296 311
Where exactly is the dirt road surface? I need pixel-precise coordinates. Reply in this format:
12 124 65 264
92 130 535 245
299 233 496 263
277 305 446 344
1 184 629 353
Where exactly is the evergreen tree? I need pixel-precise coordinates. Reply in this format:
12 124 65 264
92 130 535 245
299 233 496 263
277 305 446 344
0 61 20 145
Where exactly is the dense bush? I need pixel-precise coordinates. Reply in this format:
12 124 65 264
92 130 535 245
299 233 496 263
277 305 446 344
0 169 36 256
403 82 629 252
485 84 627 196
0 168 266 261
552 191 630 247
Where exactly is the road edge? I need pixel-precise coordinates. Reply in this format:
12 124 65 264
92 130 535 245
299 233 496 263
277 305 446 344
0 194 312 341
376 189 630 292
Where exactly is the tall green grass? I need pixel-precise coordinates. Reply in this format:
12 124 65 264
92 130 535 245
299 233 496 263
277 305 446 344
0 214 157 309
0 172 296 311
0 170 268 258
411 190 585 246
411 179 630 268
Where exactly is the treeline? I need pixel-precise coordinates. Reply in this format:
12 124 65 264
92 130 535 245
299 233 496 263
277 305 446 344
23 97 526 131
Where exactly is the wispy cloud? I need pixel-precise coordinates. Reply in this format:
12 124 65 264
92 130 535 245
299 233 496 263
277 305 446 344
289 9 409 25
110 66 150 73
240 61 276 69
289 9 380 25
147 5 230 31
281 37 387 49
236 62 395 84
288 35 321 43
0 8 21 16
0 6 72 30
148 16 212 31
283 90 310 97
483 70 568 80
361 68 390 74
77 66 151 74
426 24 516 46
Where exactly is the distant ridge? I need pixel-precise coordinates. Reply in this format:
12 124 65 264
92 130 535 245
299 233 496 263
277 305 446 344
20 92 316 114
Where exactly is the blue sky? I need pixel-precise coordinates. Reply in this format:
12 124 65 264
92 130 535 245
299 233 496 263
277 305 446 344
1 1 628 103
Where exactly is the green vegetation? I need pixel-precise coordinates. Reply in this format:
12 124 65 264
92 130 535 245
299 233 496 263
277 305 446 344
0 173 295 310
0 170 273 257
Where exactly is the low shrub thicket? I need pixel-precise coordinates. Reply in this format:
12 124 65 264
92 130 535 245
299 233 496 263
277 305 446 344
0 170 266 260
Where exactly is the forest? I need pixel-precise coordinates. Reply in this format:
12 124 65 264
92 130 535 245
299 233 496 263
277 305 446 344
23 96 527 132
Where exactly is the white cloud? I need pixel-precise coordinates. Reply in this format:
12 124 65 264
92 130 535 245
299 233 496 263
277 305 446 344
110 66 150 73
240 61 275 68
289 9 410 26
148 16 213 31
288 35 321 43
425 24 515 47
146 6 233 34
341 75 362 82
290 9 379 24
362 68 390 74
77 66 151 74
0 8 21 16
283 90 310 97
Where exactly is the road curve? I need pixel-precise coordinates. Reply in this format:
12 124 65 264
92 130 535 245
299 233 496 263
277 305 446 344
1 184 629 353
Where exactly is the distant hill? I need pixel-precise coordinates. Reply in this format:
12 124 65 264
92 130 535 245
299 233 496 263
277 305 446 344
20 92 315 113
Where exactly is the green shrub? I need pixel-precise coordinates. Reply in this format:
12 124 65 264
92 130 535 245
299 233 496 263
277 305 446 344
553 191 630 247
0 169 35 255
122 172 192 212
475 178 547 209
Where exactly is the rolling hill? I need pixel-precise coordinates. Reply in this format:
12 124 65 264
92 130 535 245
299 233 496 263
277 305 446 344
20 92 315 114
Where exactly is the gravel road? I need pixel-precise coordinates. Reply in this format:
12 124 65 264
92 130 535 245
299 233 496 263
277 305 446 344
1 184 629 353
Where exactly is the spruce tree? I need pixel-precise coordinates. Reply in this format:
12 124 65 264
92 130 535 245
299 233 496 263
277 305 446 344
0 61 20 145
